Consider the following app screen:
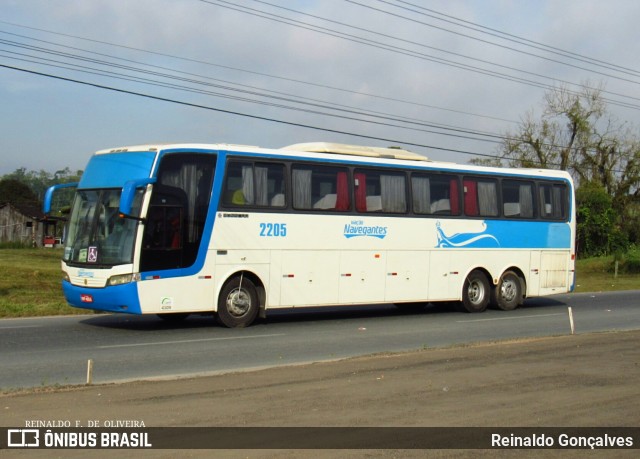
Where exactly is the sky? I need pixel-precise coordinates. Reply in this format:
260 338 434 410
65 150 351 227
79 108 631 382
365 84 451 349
1 0 639 176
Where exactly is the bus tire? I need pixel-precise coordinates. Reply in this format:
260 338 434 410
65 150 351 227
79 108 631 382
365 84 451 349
217 275 259 328
492 271 522 311
460 270 490 313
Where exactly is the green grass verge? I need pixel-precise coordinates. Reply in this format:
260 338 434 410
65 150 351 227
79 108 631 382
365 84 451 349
0 248 85 318
574 255 640 293
0 248 638 318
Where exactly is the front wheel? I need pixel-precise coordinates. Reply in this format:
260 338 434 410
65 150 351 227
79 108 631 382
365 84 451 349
460 270 490 313
217 275 259 328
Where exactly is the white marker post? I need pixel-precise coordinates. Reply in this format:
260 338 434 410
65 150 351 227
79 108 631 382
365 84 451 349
568 307 575 335
86 359 94 385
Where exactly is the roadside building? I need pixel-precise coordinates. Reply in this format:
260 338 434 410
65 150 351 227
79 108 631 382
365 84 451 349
0 202 59 247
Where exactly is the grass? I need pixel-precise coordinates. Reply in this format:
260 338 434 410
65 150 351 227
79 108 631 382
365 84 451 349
0 248 85 318
574 255 640 293
0 248 638 318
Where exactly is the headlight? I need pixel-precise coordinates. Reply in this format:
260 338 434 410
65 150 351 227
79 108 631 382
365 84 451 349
107 273 140 286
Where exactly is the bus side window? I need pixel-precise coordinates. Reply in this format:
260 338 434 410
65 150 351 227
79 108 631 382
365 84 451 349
502 180 535 218
224 162 251 206
539 183 567 220
355 169 406 213
464 177 498 217
224 161 286 208
292 164 350 211
413 174 459 216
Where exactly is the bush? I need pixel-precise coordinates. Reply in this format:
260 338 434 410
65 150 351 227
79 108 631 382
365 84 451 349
611 246 640 274
576 183 631 258
623 247 640 273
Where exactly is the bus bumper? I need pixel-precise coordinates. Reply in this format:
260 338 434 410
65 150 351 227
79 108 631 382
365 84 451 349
62 280 142 314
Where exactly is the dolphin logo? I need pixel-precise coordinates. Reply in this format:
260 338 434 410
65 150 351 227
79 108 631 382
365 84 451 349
435 221 500 248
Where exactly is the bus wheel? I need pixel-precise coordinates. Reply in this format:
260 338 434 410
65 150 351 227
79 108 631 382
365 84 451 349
493 271 522 311
461 270 489 313
217 275 259 328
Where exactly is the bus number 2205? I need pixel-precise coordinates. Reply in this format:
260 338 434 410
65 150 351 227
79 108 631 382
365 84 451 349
259 223 287 237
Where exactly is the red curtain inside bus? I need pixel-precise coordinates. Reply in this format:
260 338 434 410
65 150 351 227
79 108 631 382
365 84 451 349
336 171 349 211
463 179 478 216
355 172 367 212
450 178 460 215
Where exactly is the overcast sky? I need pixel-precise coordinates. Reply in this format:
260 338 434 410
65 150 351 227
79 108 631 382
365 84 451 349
2 0 639 176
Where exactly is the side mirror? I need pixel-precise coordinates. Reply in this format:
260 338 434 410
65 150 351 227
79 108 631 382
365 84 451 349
119 178 156 219
43 182 79 215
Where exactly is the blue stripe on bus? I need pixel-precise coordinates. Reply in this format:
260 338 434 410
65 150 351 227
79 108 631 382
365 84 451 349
435 220 571 249
63 281 141 314
79 152 157 189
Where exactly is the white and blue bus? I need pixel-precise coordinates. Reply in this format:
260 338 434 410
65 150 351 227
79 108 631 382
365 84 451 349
44 142 575 327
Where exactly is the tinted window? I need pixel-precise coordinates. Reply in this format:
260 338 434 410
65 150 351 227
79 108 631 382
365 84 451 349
412 173 460 215
464 177 498 217
223 161 285 208
354 169 407 213
539 182 567 220
292 164 350 211
502 180 535 218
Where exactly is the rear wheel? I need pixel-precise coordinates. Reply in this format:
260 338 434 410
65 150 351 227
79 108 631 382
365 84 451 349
460 270 490 313
492 271 522 311
217 275 259 328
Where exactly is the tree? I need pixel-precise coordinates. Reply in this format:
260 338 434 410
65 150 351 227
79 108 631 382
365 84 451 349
1 167 82 202
0 178 40 206
492 83 607 174
475 82 640 255
576 182 626 257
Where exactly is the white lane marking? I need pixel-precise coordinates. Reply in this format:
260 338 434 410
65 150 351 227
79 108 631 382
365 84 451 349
98 333 287 349
0 325 42 329
456 313 565 323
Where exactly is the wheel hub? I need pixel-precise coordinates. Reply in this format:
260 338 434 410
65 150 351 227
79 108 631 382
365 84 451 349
468 280 485 305
501 279 517 302
227 289 250 317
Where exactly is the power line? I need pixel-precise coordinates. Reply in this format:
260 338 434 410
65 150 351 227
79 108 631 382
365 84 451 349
2 63 626 173
1 7 633 171
264 0 640 86
0 20 515 125
3 27 615 158
384 0 640 77
0 63 505 161
199 0 640 110
1 46 595 159
0 34 509 143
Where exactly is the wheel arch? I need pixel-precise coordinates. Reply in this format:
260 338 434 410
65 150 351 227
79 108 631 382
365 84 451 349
463 266 493 287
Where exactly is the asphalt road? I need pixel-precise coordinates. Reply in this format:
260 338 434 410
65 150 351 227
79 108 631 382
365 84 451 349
1 290 639 390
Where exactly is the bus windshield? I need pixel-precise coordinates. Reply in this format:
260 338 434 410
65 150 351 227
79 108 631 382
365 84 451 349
63 189 144 266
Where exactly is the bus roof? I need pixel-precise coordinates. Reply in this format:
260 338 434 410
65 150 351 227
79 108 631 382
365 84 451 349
280 142 430 162
93 142 573 182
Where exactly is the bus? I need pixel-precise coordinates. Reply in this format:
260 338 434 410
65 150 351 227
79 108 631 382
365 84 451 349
44 142 576 327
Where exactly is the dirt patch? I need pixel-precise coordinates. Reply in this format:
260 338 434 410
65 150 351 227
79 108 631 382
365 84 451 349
2 330 639 458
